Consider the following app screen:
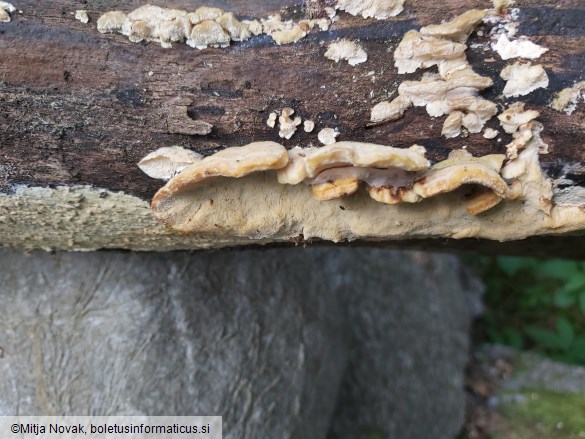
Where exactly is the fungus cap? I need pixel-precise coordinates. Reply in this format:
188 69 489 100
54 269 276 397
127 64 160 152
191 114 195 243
412 150 508 200
305 142 430 177
419 9 487 43
152 141 289 205
138 146 203 180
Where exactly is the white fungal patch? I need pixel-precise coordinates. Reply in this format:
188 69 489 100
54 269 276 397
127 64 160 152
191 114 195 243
138 146 203 180
376 10 497 137
0 1 15 23
551 82 585 115
271 26 307 45
303 120 315 133
75 10 89 24
501 62 549 97
483 128 499 139
278 107 302 140
97 11 128 34
324 40 367 66
492 34 548 60
97 6 330 49
336 0 405 19
493 0 515 15
498 103 545 160
318 128 339 145
370 96 413 125
187 20 230 49
267 112 277 128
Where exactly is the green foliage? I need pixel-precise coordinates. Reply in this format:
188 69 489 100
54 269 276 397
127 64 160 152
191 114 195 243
475 256 585 366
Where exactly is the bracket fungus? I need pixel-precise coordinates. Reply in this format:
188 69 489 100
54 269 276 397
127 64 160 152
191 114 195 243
151 142 289 230
324 40 367 66
0 1 15 23
138 146 203 180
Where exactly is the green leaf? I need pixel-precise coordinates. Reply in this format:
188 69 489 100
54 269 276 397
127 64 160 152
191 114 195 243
525 326 563 350
556 317 575 350
539 260 580 280
569 336 585 361
554 288 576 308
504 329 524 350
579 292 585 317
496 256 532 276
563 274 585 292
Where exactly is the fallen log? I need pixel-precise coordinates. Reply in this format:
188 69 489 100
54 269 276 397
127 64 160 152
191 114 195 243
0 0 584 253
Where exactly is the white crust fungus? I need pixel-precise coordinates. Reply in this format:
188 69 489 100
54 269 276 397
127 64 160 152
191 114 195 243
278 108 302 139
498 103 544 160
97 11 127 33
419 9 487 43
75 10 89 24
303 120 315 133
501 62 549 97
187 20 230 49
267 112 277 128
483 128 499 139
551 82 585 115
492 34 548 60
374 10 497 137
318 128 339 145
336 0 405 19
97 5 331 49
0 1 15 23
324 40 367 66
138 146 203 180
493 0 515 15
369 96 413 125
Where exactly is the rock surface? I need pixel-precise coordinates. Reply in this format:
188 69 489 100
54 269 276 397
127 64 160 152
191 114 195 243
0 248 480 438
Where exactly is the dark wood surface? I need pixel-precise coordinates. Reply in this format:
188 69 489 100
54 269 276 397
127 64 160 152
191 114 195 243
1 0 583 201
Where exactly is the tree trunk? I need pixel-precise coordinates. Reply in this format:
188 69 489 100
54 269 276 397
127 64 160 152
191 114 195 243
0 0 584 253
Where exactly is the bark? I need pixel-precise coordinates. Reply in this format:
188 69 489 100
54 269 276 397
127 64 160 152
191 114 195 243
0 0 584 252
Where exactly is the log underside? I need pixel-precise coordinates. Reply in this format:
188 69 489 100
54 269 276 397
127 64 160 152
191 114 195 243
0 0 584 254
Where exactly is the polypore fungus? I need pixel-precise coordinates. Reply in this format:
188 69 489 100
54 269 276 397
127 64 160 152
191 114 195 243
501 62 549 97
97 5 331 49
278 108 302 139
324 40 367 66
419 9 487 43
318 128 340 145
336 0 405 19
187 20 230 49
551 82 585 115
374 10 497 137
498 103 543 160
152 142 289 229
0 1 15 23
97 11 127 33
369 96 413 125
138 146 203 180
492 34 548 60
303 120 315 133
75 10 89 24
393 30 468 75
